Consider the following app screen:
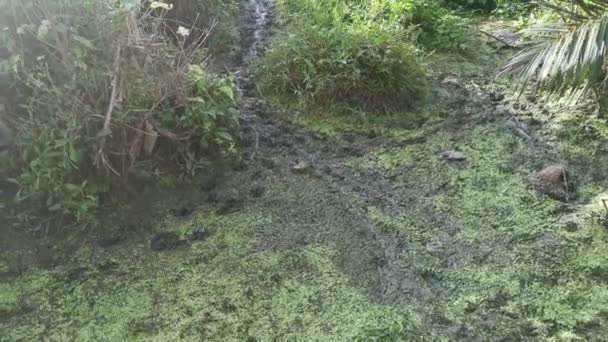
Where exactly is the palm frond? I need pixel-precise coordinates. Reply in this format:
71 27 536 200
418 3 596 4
500 15 608 96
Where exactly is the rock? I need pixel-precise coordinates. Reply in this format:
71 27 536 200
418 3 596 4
442 76 460 88
442 150 467 162
150 232 184 251
291 161 319 177
530 165 575 201
485 27 521 48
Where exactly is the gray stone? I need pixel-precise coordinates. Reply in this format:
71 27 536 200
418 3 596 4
442 150 466 162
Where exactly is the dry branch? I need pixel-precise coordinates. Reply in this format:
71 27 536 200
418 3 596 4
95 45 122 174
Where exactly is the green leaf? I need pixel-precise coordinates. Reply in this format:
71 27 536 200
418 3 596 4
215 131 233 142
219 85 235 101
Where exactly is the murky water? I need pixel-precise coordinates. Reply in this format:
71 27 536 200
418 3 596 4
236 0 273 99
236 0 273 161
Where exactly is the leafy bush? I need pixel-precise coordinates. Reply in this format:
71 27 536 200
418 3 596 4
0 0 239 223
257 26 426 112
442 0 497 11
408 0 474 52
494 0 534 18
258 0 434 113
159 65 239 176
257 0 478 112
162 0 239 55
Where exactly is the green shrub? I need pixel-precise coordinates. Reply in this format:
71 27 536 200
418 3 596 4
408 0 474 52
258 0 434 113
442 0 497 11
257 26 426 112
164 0 239 55
13 115 98 222
1 0 239 223
160 65 239 176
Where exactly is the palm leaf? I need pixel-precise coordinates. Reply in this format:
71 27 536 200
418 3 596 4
500 15 608 97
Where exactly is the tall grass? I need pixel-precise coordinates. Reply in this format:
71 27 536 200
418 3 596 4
256 0 475 113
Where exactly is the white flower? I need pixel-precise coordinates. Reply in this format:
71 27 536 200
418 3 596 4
177 26 190 37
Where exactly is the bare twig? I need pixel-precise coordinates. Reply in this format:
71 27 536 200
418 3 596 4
95 45 122 171
479 29 518 48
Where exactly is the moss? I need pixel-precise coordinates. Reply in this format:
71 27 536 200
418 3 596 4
294 110 429 137
0 283 18 310
349 125 608 339
0 210 405 340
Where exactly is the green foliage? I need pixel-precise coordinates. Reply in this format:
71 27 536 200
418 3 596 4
494 0 534 18
257 25 427 112
257 0 479 113
410 1 474 52
442 0 497 11
347 125 608 339
500 0 608 114
14 118 98 222
0 0 240 223
0 210 406 340
161 65 239 175
170 0 240 55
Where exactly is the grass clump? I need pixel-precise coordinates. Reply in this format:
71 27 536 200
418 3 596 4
257 17 426 113
257 0 479 114
257 0 426 114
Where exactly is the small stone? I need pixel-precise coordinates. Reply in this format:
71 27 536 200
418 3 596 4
442 76 460 87
150 232 184 251
291 161 318 177
442 150 467 162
